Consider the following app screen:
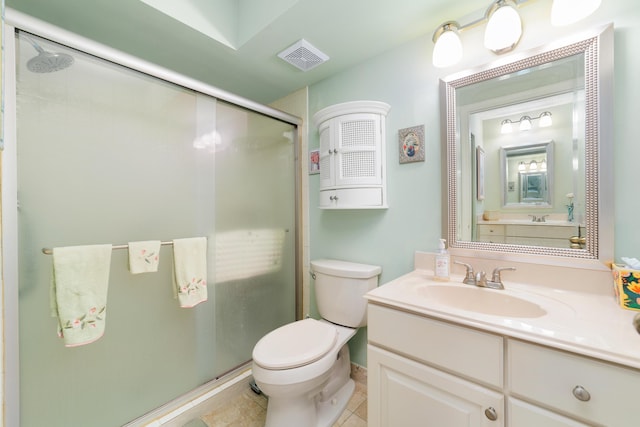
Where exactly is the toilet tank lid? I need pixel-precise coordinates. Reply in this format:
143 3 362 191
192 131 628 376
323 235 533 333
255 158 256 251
311 259 381 279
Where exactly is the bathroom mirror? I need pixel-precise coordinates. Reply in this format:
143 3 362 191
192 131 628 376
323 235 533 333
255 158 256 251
500 141 553 207
441 25 613 263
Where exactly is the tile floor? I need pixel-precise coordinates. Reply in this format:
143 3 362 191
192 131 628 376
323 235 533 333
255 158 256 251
197 377 367 427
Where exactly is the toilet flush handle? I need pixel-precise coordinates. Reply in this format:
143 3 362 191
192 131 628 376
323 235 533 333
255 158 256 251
310 271 316 280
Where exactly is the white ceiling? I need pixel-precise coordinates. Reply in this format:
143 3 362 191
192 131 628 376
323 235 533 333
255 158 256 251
7 0 491 104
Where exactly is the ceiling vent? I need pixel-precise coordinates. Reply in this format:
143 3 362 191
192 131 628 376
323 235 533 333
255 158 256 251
278 39 329 72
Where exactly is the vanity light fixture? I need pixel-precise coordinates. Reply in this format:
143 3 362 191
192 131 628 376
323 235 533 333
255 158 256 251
518 161 526 171
500 111 552 134
484 0 522 54
432 22 463 68
432 0 601 67
551 0 601 26
529 159 538 170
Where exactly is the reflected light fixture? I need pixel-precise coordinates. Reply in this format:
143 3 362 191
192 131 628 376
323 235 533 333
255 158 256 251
529 160 538 171
518 161 526 172
539 111 553 127
551 0 601 26
501 119 513 134
500 112 552 133
484 0 522 54
519 115 532 131
432 22 463 68
540 159 547 171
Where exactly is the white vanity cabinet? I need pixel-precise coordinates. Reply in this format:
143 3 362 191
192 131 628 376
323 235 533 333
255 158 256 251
368 304 504 427
312 101 390 209
476 223 576 248
368 303 640 427
508 340 640 427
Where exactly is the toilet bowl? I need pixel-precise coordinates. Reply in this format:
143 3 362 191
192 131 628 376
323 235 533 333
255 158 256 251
251 259 381 427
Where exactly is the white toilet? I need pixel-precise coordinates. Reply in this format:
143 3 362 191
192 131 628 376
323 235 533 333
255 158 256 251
251 259 381 427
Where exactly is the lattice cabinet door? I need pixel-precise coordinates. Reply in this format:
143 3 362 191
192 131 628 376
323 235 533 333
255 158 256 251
333 113 382 187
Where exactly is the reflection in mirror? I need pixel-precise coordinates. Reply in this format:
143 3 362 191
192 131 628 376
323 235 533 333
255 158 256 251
441 25 613 262
500 141 553 207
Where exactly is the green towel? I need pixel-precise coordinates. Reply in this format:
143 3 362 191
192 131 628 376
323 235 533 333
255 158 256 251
172 237 208 308
50 244 112 347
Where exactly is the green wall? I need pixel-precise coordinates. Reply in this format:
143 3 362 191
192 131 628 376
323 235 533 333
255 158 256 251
308 0 640 367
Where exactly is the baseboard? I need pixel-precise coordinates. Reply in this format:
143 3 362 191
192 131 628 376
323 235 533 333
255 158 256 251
350 362 367 386
123 365 252 427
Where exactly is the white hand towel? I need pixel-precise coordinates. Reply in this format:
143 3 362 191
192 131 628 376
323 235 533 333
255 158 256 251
50 244 112 347
128 240 161 274
172 237 208 308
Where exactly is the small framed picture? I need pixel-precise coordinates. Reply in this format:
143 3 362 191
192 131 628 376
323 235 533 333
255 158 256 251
309 149 320 174
476 146 485 201
399 125 425 164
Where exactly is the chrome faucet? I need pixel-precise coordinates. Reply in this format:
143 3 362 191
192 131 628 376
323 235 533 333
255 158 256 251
454 261 476 285
454 261 515 290
528 214 549 223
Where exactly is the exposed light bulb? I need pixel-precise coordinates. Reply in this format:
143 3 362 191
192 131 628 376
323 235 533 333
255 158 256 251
529 160 538 171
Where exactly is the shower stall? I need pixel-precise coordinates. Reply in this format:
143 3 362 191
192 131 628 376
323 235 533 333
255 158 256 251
4 18 300 427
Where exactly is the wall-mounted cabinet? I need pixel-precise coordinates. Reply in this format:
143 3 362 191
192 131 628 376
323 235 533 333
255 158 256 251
313 101 390 209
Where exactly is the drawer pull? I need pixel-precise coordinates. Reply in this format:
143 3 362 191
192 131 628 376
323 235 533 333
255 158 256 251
572 385 591 402
484 407 498 421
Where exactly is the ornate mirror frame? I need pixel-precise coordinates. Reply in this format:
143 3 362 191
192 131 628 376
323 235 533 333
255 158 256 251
441 24 613 265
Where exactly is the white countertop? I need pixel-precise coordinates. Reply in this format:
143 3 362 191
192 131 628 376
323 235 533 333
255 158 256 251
366 268 640 370
477 219 581 227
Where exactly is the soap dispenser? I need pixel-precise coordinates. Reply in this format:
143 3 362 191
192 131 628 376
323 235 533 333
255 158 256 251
434 238 450 281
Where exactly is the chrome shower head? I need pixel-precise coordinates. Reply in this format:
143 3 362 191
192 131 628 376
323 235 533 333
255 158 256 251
25 37 74 73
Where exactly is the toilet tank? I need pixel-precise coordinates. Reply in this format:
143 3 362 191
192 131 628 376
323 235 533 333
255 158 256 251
311 259 381 328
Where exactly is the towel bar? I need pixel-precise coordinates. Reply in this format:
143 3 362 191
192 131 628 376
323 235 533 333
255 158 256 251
42 241 174 255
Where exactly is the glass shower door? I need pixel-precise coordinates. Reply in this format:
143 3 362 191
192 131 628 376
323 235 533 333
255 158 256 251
15 31 297 427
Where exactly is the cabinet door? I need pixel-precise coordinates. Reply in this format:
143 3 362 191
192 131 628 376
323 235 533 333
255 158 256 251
334 113 382 187
509 398 593 427
369 345 504 427
318 121 334 189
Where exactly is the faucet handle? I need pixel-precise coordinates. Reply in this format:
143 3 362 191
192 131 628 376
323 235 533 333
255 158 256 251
475 271 487 287
454 261 475 285
491 266 516 283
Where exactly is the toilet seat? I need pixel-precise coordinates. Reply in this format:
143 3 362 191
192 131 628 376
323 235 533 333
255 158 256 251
253 318 337 370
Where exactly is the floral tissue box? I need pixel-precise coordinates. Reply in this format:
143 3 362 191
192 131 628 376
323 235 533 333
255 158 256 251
612 264 640 311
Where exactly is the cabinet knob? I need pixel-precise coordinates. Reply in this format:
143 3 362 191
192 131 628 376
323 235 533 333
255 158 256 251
484 407 498 421
328 149 332 155
333 148 338 154
572 385 591 402
329 195 339 201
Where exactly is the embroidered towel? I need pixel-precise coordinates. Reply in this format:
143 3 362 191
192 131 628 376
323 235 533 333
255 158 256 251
50 244 112 347
172 237 208 308
128 240 161 274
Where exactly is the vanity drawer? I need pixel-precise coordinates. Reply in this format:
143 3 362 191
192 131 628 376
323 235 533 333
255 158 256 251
508 339 640 426
368 304 503 388
477 224 505 236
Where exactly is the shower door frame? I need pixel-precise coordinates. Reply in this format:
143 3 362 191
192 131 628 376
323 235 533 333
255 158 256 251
2 8 304 426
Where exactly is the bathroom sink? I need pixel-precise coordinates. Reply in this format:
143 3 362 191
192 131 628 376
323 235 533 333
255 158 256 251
422 285 547 318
